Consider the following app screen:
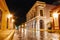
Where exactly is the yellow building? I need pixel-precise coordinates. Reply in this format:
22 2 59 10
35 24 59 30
0 0 10 30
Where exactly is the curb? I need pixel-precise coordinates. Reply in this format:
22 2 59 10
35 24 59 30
4 30 15 40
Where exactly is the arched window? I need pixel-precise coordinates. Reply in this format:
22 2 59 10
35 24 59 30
40 10 43 16
40 20 44 29
0 9 2 29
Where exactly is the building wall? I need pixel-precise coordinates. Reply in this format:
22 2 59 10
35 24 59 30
51 6 60 30
26 1 56 21
0 0 10 30
25 1 57 39
26 1 46 21
26 1 56 31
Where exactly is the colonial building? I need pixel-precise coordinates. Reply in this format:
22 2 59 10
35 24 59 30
50 5 60 30
0 0 11 30
26 1 56 31
25 1 56 40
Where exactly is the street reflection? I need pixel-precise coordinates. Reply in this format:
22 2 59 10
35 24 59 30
13 28 60 40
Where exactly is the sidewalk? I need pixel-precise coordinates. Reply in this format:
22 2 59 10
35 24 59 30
13 30 20 40
0 30 15 40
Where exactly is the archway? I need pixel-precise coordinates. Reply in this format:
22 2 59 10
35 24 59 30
40 20 44 29
0 9 2 29
58 14 60 30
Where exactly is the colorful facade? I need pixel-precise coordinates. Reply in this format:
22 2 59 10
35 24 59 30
0 0 11 30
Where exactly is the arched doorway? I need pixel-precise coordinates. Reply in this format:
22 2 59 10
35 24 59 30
40 20 44 40
40 20 44 29
58 14 60 30
0 9 2 29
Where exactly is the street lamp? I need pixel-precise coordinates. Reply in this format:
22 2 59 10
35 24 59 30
52 13 58 18
12 19 15 29
12 19 15 22
7 14 13 29
52 12 59 30
7 14 12 19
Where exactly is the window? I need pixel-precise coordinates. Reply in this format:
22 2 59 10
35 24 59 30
40 20 44 29
50 11 52 17
40 10 43 16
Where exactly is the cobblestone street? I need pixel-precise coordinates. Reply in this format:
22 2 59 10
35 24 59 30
13 28 60 40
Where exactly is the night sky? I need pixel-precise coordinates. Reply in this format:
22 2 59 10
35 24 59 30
5 0 59 26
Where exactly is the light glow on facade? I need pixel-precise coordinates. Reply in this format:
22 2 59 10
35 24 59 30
52 12 59 29
12 19 14 22
52 13 58 18
7 14 12 19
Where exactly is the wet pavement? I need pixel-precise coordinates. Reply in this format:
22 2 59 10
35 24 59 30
13 28 60 40
0 30 13 40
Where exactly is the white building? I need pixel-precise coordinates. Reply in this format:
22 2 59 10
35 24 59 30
26 1 56 31
25 1 56 40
